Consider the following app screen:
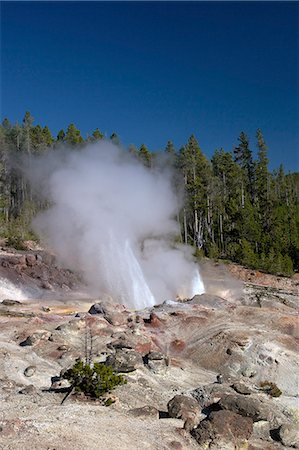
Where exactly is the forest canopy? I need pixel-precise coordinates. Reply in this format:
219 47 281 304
0 112 298 276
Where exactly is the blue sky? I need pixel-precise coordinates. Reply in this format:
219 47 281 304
1 1 298 170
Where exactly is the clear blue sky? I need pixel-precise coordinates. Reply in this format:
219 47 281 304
1 1 298 170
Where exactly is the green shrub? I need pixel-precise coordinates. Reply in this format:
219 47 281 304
63 360 127 399
5 235 27 250
260 381 282 397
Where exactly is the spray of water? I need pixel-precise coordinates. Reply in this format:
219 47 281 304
29 141 205 309
0 278 28 301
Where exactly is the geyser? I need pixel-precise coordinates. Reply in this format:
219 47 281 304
30 141 204 309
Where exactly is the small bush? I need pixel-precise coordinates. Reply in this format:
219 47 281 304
63 360 127 399
5 235 27 250
260 381 282 397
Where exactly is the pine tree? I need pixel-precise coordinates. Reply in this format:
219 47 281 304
138 144 152 168
165 140 175 155
91 128 104 141
65 123 83 146
57 129 65 142
234 132 255 203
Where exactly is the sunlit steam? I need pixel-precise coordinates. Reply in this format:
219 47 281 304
29 141 205 309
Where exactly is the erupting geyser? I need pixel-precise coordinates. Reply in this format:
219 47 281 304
30 142 205 309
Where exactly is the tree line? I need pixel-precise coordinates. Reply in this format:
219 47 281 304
0 112 298 275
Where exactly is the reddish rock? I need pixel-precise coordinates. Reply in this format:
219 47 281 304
26 254 37 266
135 342 152 355
170 339 186 352
167 395 200 424
145 312 164 328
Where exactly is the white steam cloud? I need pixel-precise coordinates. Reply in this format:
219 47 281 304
30 142 204 309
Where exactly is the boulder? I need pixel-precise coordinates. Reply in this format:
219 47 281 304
129 405 159 419
88 302 127 326
218 394 271 422
1 300 21 306
231 382 253 395
106 349 143 373
252 420 271 441
26 254 37 266
167 394 201 428
278 423 299 448
191 410 253 448
20 330 52 346
145 351 169 375
191 383 235 408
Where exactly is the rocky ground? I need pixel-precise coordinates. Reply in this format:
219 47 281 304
0 244 298 450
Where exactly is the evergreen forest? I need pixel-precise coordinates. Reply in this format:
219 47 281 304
0 112 298 276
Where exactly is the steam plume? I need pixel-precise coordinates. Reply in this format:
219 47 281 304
30 142 204 309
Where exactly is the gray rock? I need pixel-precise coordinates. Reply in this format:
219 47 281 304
145 351 169 375
147 351 165 361
89 302 127 326
20 330 52 346
106 349 142 373
147 359 168 375
19 385 37 395
24 366 36 377
1 299 21 306
219 393 271 422
278 423 299 448
50 379 71 390
231 382 253 395
252 420 271 441
241 365 257 378
191 383 235 408
129 405 159 419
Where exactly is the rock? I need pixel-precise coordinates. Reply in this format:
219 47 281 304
24 366 36 377
147 351 165 361
232 382 253 395
109 335 134 350
219 394 271 422
56 319 86 332
170 339 186 352
88 302 127 326
191 410 253 447
26 254 37 266
19 385 37 395
147 359 168 375
190 294 226 309
167 395 201 427
252 420 271 441
241 365 257 378
278 423 299 448
191 383 235 408
144 312 164 328
106 349 143 373
167 442 183 450
216 374 223 384
41 281 53 290
57 345 69 351
50 379 71 391
129 405 159 419
1 299 21 306
144 351 169 375
20 330 52 346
